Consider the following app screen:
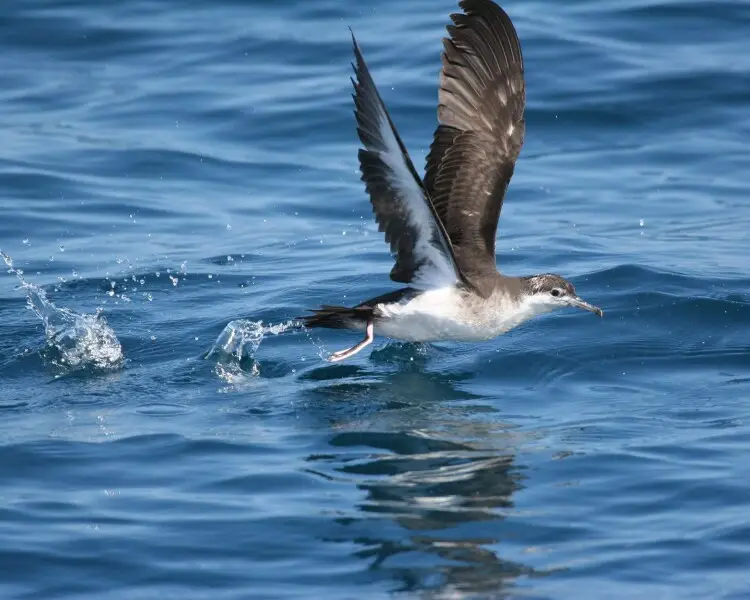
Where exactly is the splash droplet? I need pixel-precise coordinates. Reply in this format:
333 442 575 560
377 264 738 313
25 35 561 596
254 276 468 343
207 319 297 383
1 250 123 372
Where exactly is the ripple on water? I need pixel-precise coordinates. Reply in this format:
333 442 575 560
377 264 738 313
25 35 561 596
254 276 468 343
134 403 194 417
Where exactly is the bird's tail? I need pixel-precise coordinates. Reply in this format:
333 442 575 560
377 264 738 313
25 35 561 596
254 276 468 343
297 305 372 330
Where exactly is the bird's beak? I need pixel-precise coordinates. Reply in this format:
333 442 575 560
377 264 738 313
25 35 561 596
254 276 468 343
566 296 603 317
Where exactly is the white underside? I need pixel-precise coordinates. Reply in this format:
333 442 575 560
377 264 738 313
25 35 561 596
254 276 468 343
369 286 555 343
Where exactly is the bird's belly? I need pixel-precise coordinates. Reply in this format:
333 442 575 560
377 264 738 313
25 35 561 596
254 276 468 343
370 286 539 343
370 288 480 342
374 311 490 342
371 287 533 343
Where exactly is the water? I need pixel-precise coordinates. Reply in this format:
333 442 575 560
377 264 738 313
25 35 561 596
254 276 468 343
0 0 748 597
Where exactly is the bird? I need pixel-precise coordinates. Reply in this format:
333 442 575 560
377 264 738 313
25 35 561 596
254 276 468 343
299 0 603 363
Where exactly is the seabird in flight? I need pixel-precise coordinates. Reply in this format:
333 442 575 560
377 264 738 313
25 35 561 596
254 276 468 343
300 0 603 362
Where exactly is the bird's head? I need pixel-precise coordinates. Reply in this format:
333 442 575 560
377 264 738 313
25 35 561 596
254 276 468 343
522 274 603 317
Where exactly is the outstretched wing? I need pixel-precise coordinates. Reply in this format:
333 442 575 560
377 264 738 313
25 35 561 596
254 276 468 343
351 33 465 290
424 0 526 296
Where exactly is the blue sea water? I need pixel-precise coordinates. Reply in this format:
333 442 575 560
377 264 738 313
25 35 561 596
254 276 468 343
1 0 749 598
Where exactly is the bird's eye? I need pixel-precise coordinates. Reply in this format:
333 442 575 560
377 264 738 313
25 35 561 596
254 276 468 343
550 288 562 297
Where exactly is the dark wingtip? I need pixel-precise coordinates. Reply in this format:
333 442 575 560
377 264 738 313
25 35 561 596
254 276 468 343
458 0 501 13
349 27 365 69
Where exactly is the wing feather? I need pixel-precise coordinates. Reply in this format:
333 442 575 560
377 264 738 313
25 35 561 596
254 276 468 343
351 33 464 290
424 0 526 296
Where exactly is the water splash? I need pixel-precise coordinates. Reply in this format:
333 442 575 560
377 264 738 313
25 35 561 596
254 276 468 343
207 319 297 381
2 251 124 372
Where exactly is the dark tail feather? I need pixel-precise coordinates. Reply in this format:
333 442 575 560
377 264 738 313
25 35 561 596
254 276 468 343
297 305 372 330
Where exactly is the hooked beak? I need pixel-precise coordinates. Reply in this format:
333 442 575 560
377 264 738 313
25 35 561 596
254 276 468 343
565 295 603 317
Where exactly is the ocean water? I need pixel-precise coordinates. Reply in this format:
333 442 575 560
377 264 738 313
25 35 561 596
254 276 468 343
1 0 749 598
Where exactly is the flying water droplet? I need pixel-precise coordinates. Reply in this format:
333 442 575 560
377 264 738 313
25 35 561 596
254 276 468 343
207 319 297 382
1 250 123 373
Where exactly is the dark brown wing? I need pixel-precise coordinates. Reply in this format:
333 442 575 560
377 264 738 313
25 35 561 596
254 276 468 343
350 33 465 290
424 0 526 296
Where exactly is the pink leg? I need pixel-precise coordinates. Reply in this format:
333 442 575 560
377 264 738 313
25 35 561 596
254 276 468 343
328 322 374 362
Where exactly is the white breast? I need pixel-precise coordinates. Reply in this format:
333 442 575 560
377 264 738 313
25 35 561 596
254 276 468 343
373 287 551 343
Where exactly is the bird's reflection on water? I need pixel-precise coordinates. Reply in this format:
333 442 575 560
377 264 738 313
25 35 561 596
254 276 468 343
300 345 553 598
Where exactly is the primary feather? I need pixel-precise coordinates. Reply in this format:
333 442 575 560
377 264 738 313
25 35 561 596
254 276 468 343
425 0 526 297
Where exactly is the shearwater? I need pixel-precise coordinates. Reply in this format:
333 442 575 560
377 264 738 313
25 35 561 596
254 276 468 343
299 0 603 362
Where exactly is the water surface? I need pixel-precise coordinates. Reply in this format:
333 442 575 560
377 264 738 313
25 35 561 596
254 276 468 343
1 0 749 598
